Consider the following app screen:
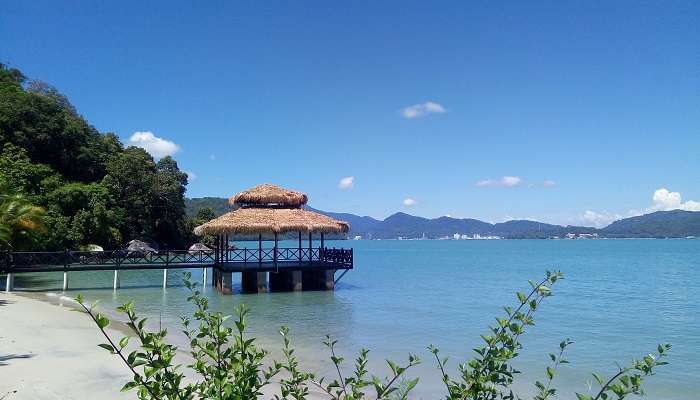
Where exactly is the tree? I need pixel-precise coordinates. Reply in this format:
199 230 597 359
45 182 123 248
151 156 189 248
102 147 158 241
196 207 215 221
0 63 192 250
102 149 191 248
0 65 122 182
0 143 58 197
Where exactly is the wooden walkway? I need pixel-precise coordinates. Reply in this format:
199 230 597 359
1 247 353 292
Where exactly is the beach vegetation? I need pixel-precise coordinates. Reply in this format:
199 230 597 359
76 272 670 399
0 188 46 249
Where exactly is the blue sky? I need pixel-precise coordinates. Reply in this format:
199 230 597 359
2 1 698 226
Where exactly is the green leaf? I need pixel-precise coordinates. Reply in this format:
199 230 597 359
95 314 110 329
592 372 605 386
546 366 555 380
98 343 114 353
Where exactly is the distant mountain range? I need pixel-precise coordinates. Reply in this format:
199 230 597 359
185 198 700 239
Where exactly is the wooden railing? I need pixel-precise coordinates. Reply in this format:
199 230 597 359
222 247 352 268
1 247 353 273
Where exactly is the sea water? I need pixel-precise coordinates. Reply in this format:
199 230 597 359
10 239 699 399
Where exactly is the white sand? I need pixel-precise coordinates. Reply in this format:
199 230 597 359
0 292 131 400
0 292 328 400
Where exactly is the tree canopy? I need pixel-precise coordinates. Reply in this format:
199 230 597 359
0 63 193 250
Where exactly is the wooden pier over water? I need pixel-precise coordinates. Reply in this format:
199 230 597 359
1 246 353 293
2 183 354 295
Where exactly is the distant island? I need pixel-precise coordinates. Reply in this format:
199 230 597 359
186 198 700 240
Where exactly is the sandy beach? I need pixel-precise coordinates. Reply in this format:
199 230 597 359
0 292 132 399
0 291 330 400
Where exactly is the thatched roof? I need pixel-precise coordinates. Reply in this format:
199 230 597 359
229 184 308 207
194 207 350 236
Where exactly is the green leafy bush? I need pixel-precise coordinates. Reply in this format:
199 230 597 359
76 271 670 399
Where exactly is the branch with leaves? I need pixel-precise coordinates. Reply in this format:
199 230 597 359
311 337 420 400
534 338 573 400
75 271 671 400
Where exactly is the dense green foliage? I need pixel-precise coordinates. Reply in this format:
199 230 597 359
0 189 46 249
0 63 195 250
78 272 670 399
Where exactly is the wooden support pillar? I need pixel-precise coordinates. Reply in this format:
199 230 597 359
292 271 302 291
225 235 229 262
320 233 325 260
242 271 267 293
220 271 233 294
113 270 120 290
298 231 302 262
324 269 336 290
258 234 262 264
269 270 302 292
214 235 219 265
302 271 318 290
302 269 335 291
217 235 221 263
212 267 233 294
273 232 278 269
62 271 69 291
5 273 14 292
212 267 219 286
308 232 313 263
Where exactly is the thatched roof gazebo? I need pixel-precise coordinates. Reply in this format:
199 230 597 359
194 184 349 237
194 183 350 274
193 184 352 294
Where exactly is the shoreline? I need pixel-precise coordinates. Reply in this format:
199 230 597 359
0 291 132 399
0 291 328 400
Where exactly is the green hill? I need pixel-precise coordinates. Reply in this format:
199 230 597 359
601 210 700 238
185 197 231 217
188 198 700 239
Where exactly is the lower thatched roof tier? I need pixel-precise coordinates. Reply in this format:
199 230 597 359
193 207 350 236
229 184 308 208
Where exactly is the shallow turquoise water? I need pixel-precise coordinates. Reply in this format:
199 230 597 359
8 239 699 399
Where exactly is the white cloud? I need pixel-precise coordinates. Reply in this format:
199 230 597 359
476 176 522 188
403 197 416 206
401 101 447 119
338 176 354 190
185 171 197 181
582 210 620 228
129 131 180 159
648 188 700 212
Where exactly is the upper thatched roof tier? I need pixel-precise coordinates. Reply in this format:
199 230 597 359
194 208 350 236
229 184 308 208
